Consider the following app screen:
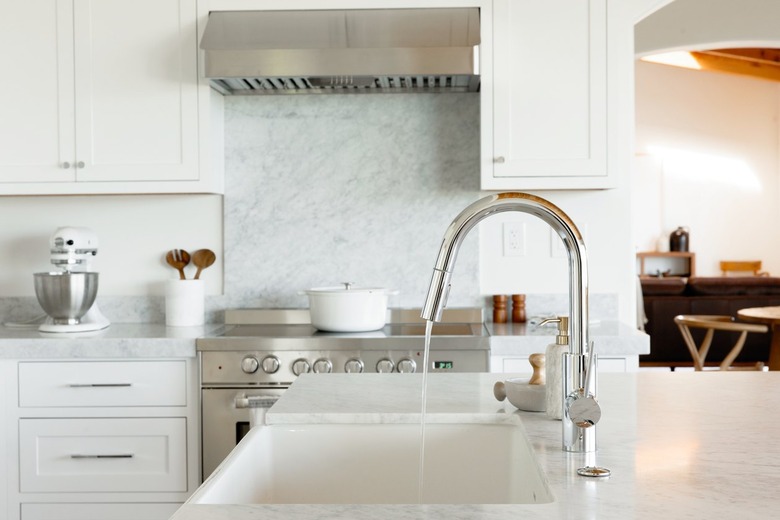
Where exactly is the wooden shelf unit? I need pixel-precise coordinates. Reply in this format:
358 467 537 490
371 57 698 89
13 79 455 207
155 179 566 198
637 251 696 278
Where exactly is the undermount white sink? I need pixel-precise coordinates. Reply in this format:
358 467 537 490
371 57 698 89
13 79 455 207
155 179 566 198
189 418 553 505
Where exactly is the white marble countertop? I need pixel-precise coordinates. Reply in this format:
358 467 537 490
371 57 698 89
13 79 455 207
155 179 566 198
0 318 648 359
487 319 649 356
171 371 780 519
0 323 216 358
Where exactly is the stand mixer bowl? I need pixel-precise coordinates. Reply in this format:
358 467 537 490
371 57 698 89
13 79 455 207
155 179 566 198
34 272 99 325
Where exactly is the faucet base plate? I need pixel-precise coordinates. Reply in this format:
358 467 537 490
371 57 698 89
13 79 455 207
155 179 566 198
577 466 611 478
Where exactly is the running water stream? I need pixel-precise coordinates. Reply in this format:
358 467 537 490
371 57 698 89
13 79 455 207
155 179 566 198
417 319 434 503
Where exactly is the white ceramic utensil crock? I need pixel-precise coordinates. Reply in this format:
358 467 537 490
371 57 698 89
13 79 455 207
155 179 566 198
305 283 391 332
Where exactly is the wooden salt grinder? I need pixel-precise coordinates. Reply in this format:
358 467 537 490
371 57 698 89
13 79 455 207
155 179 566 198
512 294 527 323
493 295 508 323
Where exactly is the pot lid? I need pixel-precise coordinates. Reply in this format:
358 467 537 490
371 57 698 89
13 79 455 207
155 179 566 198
306 282 386 294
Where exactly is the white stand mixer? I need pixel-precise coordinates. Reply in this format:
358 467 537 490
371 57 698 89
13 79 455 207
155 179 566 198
37 227 111 333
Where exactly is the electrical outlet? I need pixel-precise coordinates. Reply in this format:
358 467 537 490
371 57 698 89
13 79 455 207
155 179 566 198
503 222 526 257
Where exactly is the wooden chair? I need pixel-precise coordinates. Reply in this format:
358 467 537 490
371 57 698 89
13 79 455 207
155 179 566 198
720 260 768 277
674 315 768 371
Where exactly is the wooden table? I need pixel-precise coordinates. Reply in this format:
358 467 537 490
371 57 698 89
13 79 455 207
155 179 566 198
737 306 780 370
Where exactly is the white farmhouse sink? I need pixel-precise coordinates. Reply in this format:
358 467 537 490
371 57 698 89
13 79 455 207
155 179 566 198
189 419 553 505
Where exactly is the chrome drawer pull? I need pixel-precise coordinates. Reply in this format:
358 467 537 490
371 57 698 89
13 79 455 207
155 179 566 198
235 395 279 409
70 454 135 459
68 383 132 388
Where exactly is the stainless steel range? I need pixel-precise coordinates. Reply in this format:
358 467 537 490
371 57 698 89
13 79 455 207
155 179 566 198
197 308 489 479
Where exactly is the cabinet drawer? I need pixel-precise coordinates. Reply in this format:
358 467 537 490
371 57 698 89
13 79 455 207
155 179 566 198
20 418 187 493
21 502 181 520
19 361 186 407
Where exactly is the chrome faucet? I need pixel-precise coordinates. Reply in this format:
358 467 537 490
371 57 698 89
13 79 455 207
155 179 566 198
421 192 600 453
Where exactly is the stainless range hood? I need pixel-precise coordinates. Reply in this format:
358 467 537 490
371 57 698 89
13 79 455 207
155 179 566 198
200 8 480 95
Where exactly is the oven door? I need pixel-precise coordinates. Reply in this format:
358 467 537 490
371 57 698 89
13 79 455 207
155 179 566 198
201 387 284 481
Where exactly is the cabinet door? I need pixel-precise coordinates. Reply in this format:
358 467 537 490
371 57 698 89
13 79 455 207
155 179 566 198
484 0 609 189
18 360 187 408
0 0 76 183
73 0 199 182
19 418 187 493
21 503 181 520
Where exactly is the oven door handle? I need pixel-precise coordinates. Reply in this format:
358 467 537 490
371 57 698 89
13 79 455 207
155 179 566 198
235 394 280 409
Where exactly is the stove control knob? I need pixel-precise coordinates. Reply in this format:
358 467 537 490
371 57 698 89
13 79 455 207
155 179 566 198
397 358 417 374
376 358 395 373
240 356 259 374
312 358 333 374
345 358 364 373
292 358 310 376
261 355 280 374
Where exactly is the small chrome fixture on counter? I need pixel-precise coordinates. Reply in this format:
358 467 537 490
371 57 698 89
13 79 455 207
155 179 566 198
421 192 604 459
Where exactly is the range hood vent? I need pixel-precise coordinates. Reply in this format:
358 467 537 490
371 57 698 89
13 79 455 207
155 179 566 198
200 8 480 95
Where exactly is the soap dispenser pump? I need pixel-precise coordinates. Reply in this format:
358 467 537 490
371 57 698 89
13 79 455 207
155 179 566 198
540 316 569 420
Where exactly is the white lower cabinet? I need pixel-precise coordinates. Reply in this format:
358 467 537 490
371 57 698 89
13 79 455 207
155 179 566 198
3 359 199 520
21 503 181 520
20 418 187 493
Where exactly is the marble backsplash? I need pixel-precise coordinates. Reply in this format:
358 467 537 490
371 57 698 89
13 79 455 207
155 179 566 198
219 93 482 310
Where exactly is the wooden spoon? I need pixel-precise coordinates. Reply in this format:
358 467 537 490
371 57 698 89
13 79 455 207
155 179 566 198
192 249 216 280
165 249 190 280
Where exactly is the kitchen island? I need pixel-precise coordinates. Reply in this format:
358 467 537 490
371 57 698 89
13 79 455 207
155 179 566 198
172 371 780 519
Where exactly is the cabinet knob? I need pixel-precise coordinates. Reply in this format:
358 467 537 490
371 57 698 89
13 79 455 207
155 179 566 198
76 161 85 168
62 162 71 169
494 156 506 164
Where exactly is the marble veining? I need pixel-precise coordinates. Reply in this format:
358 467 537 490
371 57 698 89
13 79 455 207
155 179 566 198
221 94 481 310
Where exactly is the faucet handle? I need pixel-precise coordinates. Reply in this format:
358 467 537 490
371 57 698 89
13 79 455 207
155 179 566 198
566 390 601 428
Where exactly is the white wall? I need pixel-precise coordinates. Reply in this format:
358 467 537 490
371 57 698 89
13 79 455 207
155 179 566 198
0 195 223 297
634 61 780 276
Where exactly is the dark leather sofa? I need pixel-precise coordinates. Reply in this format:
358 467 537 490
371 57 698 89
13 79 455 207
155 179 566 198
640 276 780 368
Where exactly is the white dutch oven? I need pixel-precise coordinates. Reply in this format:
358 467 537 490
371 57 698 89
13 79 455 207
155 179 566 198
305 283 392 332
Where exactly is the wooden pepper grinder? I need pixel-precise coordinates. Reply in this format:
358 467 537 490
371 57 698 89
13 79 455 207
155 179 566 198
493 295 508 323
528 353 546 385
512 294 527 323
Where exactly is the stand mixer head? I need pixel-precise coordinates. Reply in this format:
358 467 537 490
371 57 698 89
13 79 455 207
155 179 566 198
34 227 110 333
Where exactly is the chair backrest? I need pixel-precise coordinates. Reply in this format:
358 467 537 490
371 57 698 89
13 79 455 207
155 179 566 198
720 260 767 277
674 315 768 370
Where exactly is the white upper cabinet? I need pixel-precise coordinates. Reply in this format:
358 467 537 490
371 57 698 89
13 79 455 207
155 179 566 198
483 0 614 190
0 0 219 194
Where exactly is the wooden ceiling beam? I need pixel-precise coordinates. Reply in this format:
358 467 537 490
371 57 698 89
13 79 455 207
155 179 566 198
703 48 780 65
690 49 780 82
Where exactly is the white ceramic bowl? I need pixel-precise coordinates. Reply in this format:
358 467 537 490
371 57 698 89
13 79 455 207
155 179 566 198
493 378 546 412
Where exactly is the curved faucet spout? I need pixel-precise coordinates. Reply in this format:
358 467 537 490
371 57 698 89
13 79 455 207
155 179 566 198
421 192 589 357
421 192 596 453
